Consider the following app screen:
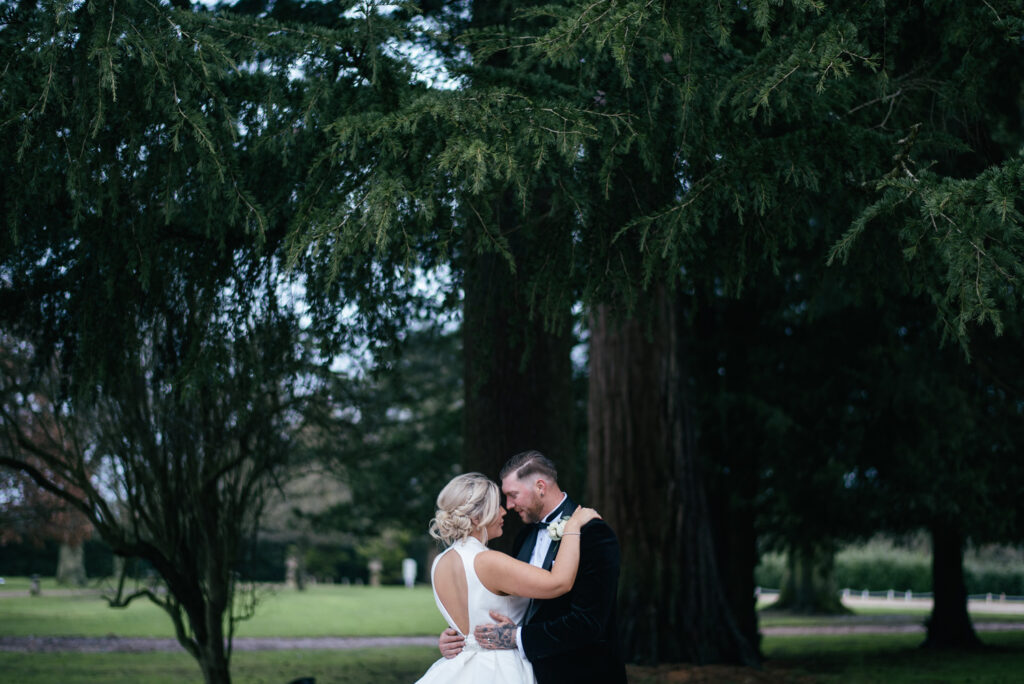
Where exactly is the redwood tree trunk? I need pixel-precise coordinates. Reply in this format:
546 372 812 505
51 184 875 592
461 3 577 518
709 470 762 644
461 194 575 553
462 239 574 477
924 524 981 649
699 293 767 649
587 291 760 666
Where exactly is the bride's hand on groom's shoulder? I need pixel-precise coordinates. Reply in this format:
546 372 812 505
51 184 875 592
439 627 464 659
567 505 602 533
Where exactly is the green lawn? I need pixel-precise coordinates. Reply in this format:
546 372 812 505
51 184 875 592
4 577 1020 638
0 582 446 638
0 576 66 592
3 578 1024 683
2 634 1023 683
762 631 1024 683
0 647 440 684
759 607 1024 628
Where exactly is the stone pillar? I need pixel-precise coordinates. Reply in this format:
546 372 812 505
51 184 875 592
285 544 306 590
368 559 383 587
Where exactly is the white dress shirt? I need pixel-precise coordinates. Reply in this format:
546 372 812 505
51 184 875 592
517 493 568 660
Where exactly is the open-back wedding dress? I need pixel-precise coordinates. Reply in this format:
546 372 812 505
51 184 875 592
414 536 536 684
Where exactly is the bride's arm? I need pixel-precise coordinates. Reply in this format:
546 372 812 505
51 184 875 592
474 507 600 599
475 540 579 599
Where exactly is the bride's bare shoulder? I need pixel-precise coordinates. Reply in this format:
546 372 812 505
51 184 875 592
475 548 512 564
475 548 522 575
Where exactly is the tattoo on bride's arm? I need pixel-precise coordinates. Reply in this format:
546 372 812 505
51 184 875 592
478 624 517 650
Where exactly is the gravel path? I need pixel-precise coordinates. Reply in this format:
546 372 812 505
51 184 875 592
3 623 1023 653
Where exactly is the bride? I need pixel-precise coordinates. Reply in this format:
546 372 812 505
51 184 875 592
414 472 600 684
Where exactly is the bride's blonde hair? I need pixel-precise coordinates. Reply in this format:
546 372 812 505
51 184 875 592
429 473 500 546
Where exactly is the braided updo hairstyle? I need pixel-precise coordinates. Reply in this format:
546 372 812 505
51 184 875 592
429 473 501 546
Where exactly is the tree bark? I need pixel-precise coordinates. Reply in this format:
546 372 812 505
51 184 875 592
198 646 231 684
56 541 87 587
587 291 760 666
159 561 235 684
698 293 766 650
708 469 762 646
923 524 981 649
461 2 577 514
462 218 575 553
774 544 848 614
461 238 574 473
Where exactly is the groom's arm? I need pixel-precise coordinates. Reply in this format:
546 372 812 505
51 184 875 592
519 520 620 660
439 628 464 658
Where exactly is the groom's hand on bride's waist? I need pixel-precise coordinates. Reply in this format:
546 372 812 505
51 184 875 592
474 610 518 650
439 628 464 659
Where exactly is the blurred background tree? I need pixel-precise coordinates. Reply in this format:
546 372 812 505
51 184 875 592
0 1 419 682
0 420 94 587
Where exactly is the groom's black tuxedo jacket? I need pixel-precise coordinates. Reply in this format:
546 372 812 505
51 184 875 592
513 496 627 684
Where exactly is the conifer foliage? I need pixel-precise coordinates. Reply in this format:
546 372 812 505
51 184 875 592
1 2 416 683
2 0 1023 677
290 0 1024 666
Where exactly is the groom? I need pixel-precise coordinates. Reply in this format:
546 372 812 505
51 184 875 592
439 450 627 684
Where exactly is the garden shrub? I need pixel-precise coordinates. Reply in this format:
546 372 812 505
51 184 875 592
756 545 1024 596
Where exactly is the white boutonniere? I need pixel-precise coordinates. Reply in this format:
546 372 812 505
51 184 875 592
547 515 572 541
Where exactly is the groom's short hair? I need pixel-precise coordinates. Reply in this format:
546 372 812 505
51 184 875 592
500 450 558 484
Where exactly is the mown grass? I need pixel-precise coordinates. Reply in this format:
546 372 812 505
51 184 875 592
3 634 1023 683
4 576 1021 638
0 576 64 592
758 607 1024 628
3 577 1024 682
762 631 1024 683
0 647 440 684
0 582 446 638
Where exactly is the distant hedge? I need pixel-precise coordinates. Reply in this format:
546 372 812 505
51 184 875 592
755 549 1024 596
0 536 427 586
0 540 113 577
834 552 932 593
964 566 1024 596
0 539 287 583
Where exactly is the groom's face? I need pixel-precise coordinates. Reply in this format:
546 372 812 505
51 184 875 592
501 474 544 523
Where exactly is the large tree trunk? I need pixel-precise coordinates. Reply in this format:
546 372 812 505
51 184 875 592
774 544 848 614
587 291 760 666
461 196 576 552
699 293 765 650
56 541 87 587
708 469 762 646
462 229 574 476
924 524 981 649
461 1 577 522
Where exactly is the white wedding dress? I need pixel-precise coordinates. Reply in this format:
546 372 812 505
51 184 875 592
415 536 536 684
